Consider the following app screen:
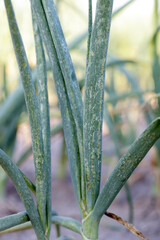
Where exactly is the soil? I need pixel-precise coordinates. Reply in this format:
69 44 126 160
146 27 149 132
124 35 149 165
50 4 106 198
0 124 160 240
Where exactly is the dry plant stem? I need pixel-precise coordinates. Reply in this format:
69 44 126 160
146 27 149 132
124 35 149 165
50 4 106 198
4 0 46 229
105 212 147 240
0 149 45 239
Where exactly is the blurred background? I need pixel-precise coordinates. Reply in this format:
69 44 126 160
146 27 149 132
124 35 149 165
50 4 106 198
0 0 160 239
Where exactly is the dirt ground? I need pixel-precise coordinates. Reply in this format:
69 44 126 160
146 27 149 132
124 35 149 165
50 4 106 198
0 125 160 240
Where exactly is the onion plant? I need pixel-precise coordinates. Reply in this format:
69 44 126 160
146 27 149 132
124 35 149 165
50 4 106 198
1 0 160 239
0 1 133 196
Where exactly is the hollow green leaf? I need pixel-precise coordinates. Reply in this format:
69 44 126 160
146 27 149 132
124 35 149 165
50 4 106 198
31 0 82 213
83 0 113 212
0 212 29 232
31 6 51 234
4 0 46 227
52 216 81 235
40 0 83 164
20 171 36 195
0 213 81 236
93 117 160 220
0 210 57 234
86 0 92 68
0 149 45 239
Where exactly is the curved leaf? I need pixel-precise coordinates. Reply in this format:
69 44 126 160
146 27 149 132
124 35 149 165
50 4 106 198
93 117 160 219
0 149 44 239
0 212 29 232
